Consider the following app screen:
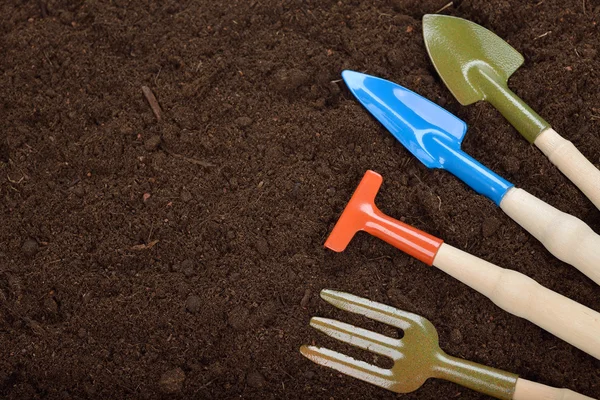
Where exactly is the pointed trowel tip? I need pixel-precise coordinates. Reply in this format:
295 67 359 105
422 14 455 35
341 70 367 90
423 13 447 19
423 14 457 23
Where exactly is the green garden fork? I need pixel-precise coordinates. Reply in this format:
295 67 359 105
301 289 595 400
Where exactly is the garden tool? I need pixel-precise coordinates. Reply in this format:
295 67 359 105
325 170 600 359
301 289 596 400
422 14 600 210
342 70 600 286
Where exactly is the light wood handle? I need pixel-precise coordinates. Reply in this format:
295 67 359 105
535 128 600 210
499 187 600 286
433 244 600 360
513 378 596 400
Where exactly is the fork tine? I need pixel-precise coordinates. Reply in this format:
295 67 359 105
320 289 420 330
300 345 396 390
310 317 402 360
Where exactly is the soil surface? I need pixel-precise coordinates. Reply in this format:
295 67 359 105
1 0 600 399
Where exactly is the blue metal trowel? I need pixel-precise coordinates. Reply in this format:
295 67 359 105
342 70 600 286
342 70 511 205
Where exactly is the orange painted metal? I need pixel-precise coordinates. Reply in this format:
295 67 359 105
325 170 443 265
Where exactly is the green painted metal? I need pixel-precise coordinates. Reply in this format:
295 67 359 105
422 14 550 143
302 290 518 399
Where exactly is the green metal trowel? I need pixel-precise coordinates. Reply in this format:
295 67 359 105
423 14 600 210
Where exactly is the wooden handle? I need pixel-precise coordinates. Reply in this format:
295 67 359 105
513 378 596 400
499 187 600 286
535 128 600 210
433 244 600 360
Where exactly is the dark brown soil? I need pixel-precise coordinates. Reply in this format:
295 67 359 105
1 0 599 398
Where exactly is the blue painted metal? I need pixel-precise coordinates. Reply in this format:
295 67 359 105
342 70 513 205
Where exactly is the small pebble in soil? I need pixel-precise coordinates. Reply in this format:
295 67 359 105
185 295 201 313
328 80 341 95
386 49 404 69
180 259 195 272
43 297 59 315
300 288 311 308
183 266 195 278
82 291 93 303
414 74 434 86
311 98 326 109
273 68 309 93
450 328 463 344
21 239 39 257
234 116 253 128
246 370 266 388
303 370 315 380
582 47 597 59
180 188 193 203
252 300 277 327
227 305 250 331
144 135 161 152
481 217 502 238
72 185 85 197
159 367 186 394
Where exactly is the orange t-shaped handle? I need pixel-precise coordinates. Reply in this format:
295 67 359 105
324 171 443 265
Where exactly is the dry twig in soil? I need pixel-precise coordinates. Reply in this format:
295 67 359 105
142 86 162 122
